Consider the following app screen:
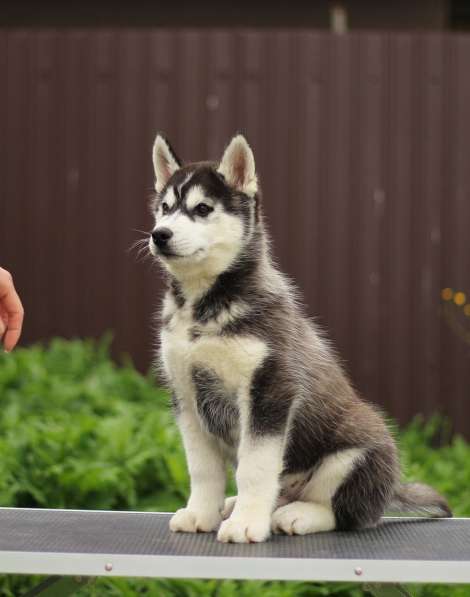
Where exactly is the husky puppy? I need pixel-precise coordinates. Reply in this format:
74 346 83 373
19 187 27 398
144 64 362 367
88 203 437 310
148 133 451 543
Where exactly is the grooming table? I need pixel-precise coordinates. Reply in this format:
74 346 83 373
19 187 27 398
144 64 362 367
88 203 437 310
0 509 469 597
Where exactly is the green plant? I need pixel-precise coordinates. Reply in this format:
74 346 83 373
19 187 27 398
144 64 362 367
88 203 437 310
0 336 188 512
0 338 469 596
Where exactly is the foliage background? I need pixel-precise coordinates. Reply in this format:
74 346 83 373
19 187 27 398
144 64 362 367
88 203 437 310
0 338 469 596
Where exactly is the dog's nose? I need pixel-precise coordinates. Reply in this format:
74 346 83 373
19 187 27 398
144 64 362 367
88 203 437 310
152 227 173 248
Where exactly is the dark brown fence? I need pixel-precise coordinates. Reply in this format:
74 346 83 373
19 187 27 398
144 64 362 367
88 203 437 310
1 29 470 435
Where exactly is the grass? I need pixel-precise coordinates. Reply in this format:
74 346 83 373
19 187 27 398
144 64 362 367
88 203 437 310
0 337 468 596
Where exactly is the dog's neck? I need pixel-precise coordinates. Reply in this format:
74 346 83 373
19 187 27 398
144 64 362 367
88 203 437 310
166 227 272 319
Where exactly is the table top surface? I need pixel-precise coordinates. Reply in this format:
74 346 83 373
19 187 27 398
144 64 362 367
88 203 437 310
0 508 469 583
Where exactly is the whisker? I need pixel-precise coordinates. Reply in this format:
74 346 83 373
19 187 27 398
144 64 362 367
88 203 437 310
134 249 153 264
129 237 149 246
127 238 149 253
128 240 154 265
137 246 151 260
127 228 161 269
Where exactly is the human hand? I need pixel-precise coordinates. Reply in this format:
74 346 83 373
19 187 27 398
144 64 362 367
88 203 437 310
0 267 24 352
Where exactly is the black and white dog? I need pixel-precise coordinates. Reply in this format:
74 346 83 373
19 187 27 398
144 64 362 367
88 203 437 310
148 133 451 543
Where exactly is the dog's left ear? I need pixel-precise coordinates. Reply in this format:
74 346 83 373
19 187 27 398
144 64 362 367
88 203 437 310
152 134 182 193
218 134 258 197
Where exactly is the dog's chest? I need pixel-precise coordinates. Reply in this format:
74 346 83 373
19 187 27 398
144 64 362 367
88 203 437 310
160 299 268 396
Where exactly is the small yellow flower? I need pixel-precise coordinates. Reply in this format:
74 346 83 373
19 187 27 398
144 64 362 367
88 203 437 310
454 292 466 306
441 288 453 301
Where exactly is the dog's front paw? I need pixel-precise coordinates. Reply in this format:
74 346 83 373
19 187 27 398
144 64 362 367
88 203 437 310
217 513 270 543
169 507 222 533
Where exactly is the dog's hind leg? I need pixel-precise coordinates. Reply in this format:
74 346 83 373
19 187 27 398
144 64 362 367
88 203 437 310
272 447 368 536
272 501 335 535
331 446 398 531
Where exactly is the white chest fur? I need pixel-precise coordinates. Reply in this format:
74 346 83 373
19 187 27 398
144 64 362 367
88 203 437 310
160 293 268 400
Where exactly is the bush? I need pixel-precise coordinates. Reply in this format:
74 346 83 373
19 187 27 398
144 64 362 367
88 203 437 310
0 338 469 596
0 336 187 513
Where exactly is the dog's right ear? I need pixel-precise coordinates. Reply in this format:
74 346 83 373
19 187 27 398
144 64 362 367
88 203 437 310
152 134 182 193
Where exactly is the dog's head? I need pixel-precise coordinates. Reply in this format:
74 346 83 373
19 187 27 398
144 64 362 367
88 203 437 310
149 134 259 281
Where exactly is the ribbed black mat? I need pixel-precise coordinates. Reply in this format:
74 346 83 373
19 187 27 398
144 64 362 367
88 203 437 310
0 509 468 561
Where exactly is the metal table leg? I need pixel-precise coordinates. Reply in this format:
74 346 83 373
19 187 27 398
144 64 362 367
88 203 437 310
365 583 413 597
24 576 93 597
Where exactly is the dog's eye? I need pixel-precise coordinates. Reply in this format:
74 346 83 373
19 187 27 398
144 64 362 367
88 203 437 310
194 203 213 217
161 202 169 215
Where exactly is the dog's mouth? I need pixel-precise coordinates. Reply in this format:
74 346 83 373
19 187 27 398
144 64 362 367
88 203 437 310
148 237 205 261
157 246 204 260
157 247 181 259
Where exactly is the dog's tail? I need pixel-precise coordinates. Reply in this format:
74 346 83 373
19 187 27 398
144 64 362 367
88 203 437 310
389 483 452 518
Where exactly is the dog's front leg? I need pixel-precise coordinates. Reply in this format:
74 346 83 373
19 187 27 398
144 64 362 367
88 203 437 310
217 430 284 543
170 405 226 533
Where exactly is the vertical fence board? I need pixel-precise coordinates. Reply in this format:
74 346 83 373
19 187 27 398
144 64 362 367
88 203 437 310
442 36 470 435
350 35 387 403
385 35 414 423
323 35 353 359
417 36 445 417
293 33 325 315
206 31 236 159
0 32 7 253
3 32 34 334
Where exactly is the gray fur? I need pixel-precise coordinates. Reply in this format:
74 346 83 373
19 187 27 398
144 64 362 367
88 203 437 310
388 483 452 518
192 366 239 445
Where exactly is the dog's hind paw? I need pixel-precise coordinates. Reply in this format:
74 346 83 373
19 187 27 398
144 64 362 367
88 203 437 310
169 507 222 533
271 501 336 535
221 496 237 519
